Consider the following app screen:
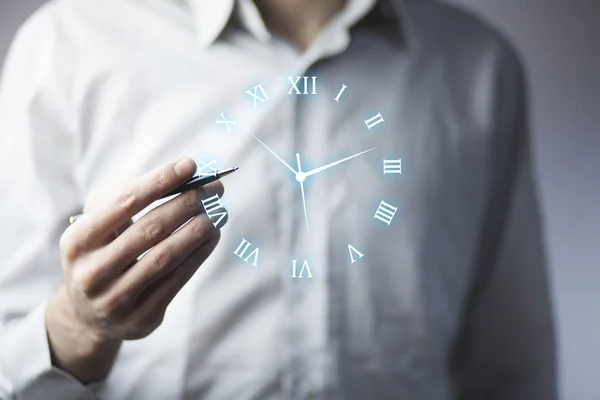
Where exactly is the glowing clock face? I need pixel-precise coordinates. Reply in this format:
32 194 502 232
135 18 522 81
202 75 401 279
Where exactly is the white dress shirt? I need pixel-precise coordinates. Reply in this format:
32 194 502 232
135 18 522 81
0 0 556 399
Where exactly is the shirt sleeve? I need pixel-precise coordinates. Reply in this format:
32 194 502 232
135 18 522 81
0 5 99 399
449 44 558 399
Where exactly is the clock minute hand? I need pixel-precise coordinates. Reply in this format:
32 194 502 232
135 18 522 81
249 133 297 175
296 153 309 234
303 147 377 178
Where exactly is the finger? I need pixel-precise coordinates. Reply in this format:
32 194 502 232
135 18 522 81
81 184 222 294
112 182 224 263
97 210 223 312
71 158 197 249
123 210 225 297
131 231 221 329
199 180 225 199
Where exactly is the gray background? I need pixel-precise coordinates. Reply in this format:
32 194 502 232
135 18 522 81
444 2 600 399
0 0 598 399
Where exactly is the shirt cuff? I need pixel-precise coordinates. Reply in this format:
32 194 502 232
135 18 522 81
0 299 101 400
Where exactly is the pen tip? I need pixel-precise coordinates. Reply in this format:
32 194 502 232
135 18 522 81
217 167 239 178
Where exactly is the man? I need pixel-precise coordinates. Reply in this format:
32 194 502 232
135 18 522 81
0 0 556 399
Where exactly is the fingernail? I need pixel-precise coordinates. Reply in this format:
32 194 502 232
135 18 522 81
174 158 196 176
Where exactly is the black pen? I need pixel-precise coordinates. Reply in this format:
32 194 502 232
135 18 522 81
69 167 239 224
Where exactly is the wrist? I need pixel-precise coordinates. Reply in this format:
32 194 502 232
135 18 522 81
45 285 122 383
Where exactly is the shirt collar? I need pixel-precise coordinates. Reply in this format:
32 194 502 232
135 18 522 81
186 0 236 48
186 0 415 49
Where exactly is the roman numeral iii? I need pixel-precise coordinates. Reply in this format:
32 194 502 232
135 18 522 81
383 159 402 175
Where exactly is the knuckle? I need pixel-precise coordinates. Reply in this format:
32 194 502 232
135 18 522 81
204 181 224 198
96 293 130 320
131 307 165 334
71 269 95 297
183 190 201 213
138 217 164 242
205 228 222 250
94 301 116 320
147 248 171 271
191 215 215 237
109 234 130 262
155 168 173 190
59 230 80 261
211 228 222 243
214 181 225 198
117 189 138 213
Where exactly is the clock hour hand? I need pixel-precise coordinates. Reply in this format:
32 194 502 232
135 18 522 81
249 132 297 175
303 147 377 178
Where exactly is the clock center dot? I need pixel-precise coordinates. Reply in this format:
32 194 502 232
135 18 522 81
295 172 306 182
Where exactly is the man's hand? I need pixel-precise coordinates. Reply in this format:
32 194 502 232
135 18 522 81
45 158 226 383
